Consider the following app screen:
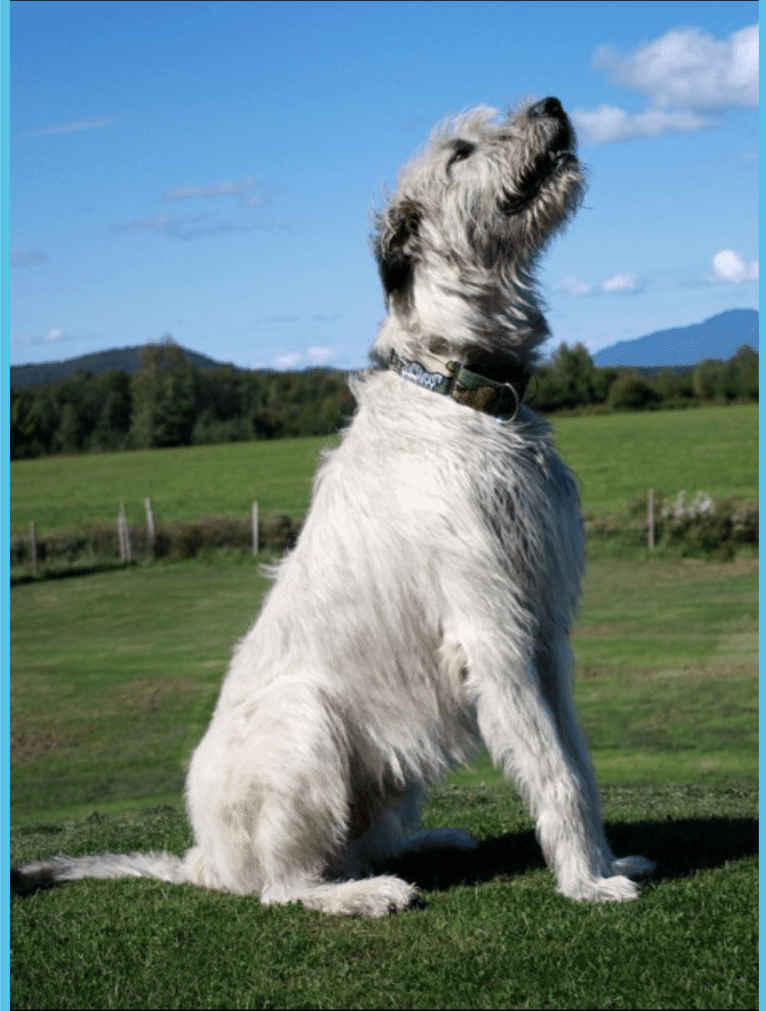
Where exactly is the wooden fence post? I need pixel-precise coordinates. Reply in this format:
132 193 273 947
30 520 38 575
118 502 132 562
648 488 654 551
252 502 259 556
145 497 156 553
118 503 125 561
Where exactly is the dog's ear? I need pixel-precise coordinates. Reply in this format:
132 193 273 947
372 199 421 298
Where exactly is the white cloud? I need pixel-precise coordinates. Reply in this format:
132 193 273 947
593 24 758 111
18 327 72 345
307 345 333 364
559 276 592 296
600 272 642 294
44 327 70 342
274 352 302 369
160 175 264 207
710 248 759 284
574 23 758 144
112 213 173 231
572 105 715 144
558 272 643 296
30 116 114 137
110 212 256 241
10 247 47 266
114 178 268 243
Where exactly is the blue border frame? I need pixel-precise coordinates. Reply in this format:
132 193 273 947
758 32 763 1007
1 0 10 1003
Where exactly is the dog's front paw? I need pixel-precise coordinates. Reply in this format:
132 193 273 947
559 874 640 902
611 855 655 878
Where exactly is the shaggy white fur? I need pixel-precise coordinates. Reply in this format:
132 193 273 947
12 97 653 916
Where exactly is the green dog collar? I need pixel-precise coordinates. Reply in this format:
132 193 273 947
389 350 532 420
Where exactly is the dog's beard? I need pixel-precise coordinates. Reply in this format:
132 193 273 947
499 149 578 216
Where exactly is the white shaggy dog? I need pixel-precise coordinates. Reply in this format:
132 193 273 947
12 97 653 916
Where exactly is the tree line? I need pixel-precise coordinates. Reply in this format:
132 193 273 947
10 339 758 460
534 341 758 413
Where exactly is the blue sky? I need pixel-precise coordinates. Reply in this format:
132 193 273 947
9 0 759 370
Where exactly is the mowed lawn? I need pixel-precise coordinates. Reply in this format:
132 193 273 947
10 403 758 534
553 402 757 515
10 405 758 1009
10 554 757 822
10 555 758 1010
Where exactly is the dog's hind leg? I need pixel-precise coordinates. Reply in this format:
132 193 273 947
261 874 418 917
346 782 478 870
185 679 419 916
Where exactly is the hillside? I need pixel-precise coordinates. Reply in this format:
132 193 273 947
9 343 238 388
11 309 760 388
592 309 758 368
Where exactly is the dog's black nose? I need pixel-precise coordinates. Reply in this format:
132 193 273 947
529 97 564 119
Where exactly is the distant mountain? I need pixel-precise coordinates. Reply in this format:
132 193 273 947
11 308 760 388
10 343 238 388
592 309 758 369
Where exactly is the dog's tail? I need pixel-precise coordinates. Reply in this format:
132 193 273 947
11 851 192 896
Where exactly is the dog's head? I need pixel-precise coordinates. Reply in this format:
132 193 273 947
371 98 584 367
373 98 584 295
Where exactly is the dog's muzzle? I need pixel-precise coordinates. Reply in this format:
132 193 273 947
528 96 573 152
500 97 578 216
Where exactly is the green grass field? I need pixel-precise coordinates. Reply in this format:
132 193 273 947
10 406 758 1008
10 784 757 1010
554 403 757 515
10 403 758 534
10 553 757 1009
10 556 757 821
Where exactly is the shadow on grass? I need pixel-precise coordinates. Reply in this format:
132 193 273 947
386 816 758 895
10 560 137 585
10 814 757 899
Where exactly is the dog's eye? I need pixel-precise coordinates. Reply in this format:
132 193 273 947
448 142 474 169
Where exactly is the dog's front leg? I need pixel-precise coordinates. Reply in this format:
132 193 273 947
457 625 646 901
534 628 655 885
